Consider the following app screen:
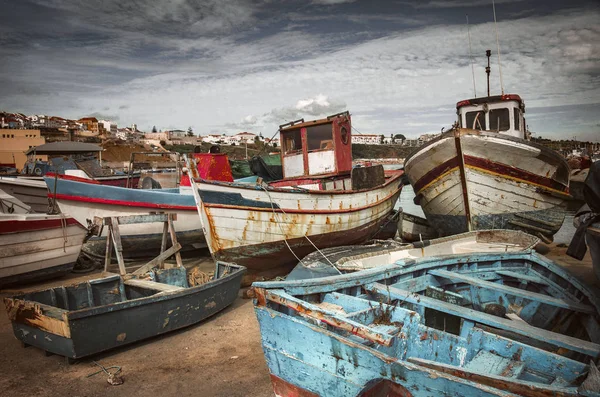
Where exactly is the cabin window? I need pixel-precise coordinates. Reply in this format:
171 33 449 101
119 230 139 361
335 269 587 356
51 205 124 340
489 108 510 131
465 111 486 130
514 108 520 131
282 129 303 155
306 124 333 151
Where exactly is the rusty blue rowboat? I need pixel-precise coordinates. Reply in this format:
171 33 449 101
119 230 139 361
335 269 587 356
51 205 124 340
4 262 245 361
253 252 600 396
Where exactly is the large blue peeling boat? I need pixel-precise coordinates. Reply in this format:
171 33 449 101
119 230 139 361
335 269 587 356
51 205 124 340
253 250 600 396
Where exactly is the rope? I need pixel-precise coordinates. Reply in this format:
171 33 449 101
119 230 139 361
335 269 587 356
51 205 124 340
259 184 341 274
87 360 123 385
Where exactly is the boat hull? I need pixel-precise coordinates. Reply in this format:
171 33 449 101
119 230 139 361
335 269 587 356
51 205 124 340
0 177 49 213
0 215 86 287
4 263 245 359
195 175 402 279
404 129 570 241
44 176 204 258
253 251 600 396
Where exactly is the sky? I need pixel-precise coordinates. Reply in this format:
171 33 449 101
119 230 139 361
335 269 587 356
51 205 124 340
0 0 599 141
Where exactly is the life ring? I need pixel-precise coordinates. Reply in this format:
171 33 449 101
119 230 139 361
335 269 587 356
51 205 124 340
34 167 43 176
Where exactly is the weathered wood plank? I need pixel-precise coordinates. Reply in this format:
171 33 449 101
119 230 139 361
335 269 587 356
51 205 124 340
494 270 549 286
368 283 600 358
131 243 182 276
407 357 577 397
159 221 169 266
123 278 185 292
428 269 594 314
260 288 395 347
96 213 172 225
103 225 113 272
167 214 183 268
110 217 126 276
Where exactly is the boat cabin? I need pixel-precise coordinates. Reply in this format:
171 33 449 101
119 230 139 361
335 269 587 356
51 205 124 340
22 141 103 177
456 94 526 139
279 111 352 179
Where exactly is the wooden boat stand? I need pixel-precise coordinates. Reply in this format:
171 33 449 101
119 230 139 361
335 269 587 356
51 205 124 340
92 213 183 276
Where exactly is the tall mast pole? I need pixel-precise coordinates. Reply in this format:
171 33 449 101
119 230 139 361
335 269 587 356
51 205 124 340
485 50 491 97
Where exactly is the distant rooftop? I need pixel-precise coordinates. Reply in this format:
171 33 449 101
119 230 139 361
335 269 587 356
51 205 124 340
25 141 102 155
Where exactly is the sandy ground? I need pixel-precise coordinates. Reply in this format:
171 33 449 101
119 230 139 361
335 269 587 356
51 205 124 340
0 244 596 397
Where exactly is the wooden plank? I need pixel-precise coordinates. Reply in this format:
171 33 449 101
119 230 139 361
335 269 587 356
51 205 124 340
124 278 185 292
103 224 113 273
262 289 395 347
85 283 94 307
495 270 549 286
368 283 600 358
407 357 577 397
59 286 69 310
159 221 169 267
131 243 182 276
167 214 183 268
97 213 170 225
428 269 594 314
110 217 126 276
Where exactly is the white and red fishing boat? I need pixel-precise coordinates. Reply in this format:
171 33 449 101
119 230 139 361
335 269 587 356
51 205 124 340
191 112 403 280
404 52 570 242
0 191 86 287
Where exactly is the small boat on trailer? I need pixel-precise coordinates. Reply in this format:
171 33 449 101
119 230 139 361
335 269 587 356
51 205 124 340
286 229 540 281
253 251 600 396
4 262 244 361
190 112 403 282
404 52 570 243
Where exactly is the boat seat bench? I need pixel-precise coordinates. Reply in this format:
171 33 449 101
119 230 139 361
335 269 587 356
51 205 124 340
124 278 185 293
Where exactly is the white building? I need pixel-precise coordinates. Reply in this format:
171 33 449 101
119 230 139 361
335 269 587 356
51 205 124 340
99 119 118 135
202 134 225 144
351 134 381 145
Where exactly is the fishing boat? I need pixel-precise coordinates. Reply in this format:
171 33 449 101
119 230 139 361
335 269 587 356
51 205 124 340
0 192 87 287
253 250 600 396
286 229 540 280
190 112 404 280
0 177 51 213
404 52 570 243
4 261 245 360
397 210 438 242
42 153 242 258
44 174 204 258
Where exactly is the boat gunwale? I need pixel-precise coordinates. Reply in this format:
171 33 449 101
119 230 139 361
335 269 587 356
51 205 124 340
404 128 570 181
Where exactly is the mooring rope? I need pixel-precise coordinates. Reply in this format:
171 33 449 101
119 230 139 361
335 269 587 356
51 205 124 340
259 184 341 274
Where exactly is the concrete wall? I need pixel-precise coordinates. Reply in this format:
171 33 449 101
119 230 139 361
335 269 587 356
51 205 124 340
0 129 46 169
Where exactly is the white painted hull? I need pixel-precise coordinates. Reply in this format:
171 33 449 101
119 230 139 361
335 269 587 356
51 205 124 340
0 214 86 285
0 177 49 213
193 175 403 274
404 130 570 240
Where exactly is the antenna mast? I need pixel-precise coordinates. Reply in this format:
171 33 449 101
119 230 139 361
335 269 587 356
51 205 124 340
466 15 477 98
492 0 504 95
486 50 491 97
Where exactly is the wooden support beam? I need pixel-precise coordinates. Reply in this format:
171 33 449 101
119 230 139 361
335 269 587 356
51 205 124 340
159 221 169 267
494 270 549 286
167 214 183 268
124 278 185 293
132 243 182 276
428 269 594 314
368 283 600 358
104 224 113 273
110 217 127 276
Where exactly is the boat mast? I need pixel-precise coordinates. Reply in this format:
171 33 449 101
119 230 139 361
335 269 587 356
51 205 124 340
485 49 491 97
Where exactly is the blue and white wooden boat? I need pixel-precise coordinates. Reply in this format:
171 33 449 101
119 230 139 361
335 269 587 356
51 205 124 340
253 251 600 396
286 229 540 281
44 174 203 258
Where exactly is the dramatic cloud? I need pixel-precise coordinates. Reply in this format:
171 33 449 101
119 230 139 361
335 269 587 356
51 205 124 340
0 0 598 139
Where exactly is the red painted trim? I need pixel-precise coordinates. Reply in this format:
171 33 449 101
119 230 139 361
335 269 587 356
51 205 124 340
270 374 319 397
412 155 568 194
50 193 197 211
0 217 82 234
